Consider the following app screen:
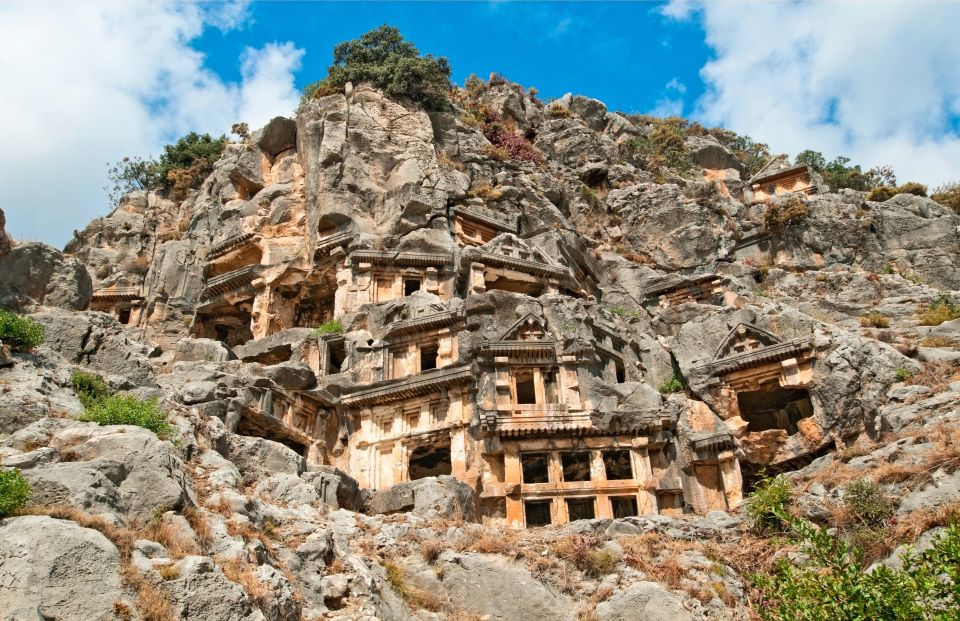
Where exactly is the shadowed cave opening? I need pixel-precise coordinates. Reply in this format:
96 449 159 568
408 444 452 480
737 387 813 435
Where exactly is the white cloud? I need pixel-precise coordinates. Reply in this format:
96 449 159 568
662 1 960 187
0 1 303 246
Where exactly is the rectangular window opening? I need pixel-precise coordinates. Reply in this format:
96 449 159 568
603 450 633 480
404 278 422 297
524 500 552 527
408 445 452 480
560 452 592 482
566 497 596 522
521 452 549 484
611 496 639 519
326 339 346 375
117 308 132 325
615 360 626 384
419 343 438 372
515 371 537 405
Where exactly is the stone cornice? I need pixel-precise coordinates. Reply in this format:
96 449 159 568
384 308 464 339
464 250 568 279
699 337 813 376
340 365 473 406
201 264 263 301
350 249 453 268
91 286 142 302
476 340 558 361
452 205 518 233
643 274 722 299
208 232 257 260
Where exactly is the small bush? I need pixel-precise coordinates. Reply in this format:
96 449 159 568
764 197 810 235
859 312 890 328
0 309 44 352
753 518 960 621
918 295 960 326
548 102 571 118
70 370 110 407
313 319 343 336
658 375 684 394
896 181 928 197
80 395 173 438
843 479 896 528
606 306 642 320
866 186 896 202
556 535 622 577
745 474 792 533
931 181 960 214
482 122 544 165
383 559 443 611
0 468 30 517
895 367 914 382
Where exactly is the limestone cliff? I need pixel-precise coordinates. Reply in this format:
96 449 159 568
1 77 958 621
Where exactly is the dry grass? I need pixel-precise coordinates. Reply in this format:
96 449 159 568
468 183 503 202
466 532 517 556
142 516 199 558
860 312 891 328
919 336 960 349
905 362 960 392
420 539 445 564
437 151 465 172
181 506 212 552
554 534 621 578
156 563 181 581
219 558 269 607
382 558 444 612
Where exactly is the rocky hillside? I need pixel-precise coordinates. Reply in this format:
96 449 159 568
0 64 959 621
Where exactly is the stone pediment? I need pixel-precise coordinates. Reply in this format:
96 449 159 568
713 323 781 361
383 299 448 325
482 234 557 267
500 314 548 341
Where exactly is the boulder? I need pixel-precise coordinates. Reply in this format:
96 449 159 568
156 556 263 621
0 515 124 621
559 93 609 132
233 328 316 364
24 423 191 522
262 361 316 390
0 242 92 310
366 475 475 519
257 116 298 157
0 350 84 433
174 337 234 363
437 552 572 620
32 307 157 387
595 582 692 621
0 205 11 256
215 433 306 485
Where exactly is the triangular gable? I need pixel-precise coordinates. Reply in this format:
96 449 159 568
748 155 789 184
484 234 557 266
713 323 781 361
500 313 549 341
383 301 408 325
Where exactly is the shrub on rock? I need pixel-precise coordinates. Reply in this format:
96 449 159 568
0 309 44 352
0 468 30 517
79 395 173 438
764 197 810 235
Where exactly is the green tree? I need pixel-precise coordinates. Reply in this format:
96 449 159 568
795 149 827 171
0 468 30 517
302 25 452 111
155 132 226 180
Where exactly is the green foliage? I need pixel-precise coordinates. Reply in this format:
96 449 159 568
919 295 960 326
313 319 343 336
0 468 30 517
105 132 225 205
753 518 960 621
606 306 642 320
79 395 173 438
931 181 960 214
745 474 792 533
896 181 928 197
658 374 684 394
794 150 896 192
764 197 810 235
895 367 914 382
0 309 44 352
70 370 110 408
622 117 693 174
708 128 772 175
302 25 452 111
843 479 896 527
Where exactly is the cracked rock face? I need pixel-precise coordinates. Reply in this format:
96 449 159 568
0 77 958 620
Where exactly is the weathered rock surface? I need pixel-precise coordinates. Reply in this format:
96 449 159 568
0 516 124 621
366 475 475 519
0 242 92 310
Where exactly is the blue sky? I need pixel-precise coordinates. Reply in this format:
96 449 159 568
196 1 709 115
1 1 959 247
